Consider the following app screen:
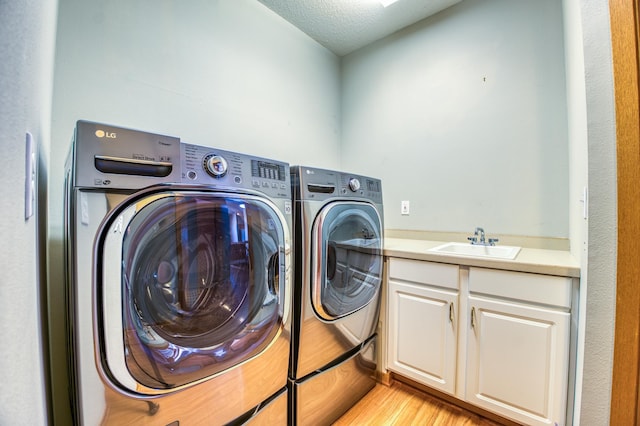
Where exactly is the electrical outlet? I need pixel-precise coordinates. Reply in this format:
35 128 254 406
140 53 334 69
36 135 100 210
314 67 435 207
401 200 410 215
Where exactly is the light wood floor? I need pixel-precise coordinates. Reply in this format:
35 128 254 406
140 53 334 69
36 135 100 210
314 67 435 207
333 381 503 426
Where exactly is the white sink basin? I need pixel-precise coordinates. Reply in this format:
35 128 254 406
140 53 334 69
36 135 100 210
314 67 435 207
429 242 521 260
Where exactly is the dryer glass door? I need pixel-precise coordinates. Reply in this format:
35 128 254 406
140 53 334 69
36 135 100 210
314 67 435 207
312 201 383 320
98 190 288 393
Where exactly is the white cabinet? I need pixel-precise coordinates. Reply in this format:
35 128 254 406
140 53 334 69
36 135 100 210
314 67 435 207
385 259 574 426
466 267 571 426
386 258 459 395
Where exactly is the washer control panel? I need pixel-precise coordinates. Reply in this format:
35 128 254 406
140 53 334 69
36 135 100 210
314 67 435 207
181 143 291 199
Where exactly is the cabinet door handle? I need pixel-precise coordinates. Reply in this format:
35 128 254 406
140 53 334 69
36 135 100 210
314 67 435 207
471 307 476 330
449 302 454 323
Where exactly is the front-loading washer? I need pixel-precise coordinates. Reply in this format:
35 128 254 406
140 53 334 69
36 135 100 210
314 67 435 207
289 166 384 425
63 121 292 425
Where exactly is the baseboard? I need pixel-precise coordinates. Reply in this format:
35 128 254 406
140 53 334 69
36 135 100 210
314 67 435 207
390 373 523 426
376 370 393 387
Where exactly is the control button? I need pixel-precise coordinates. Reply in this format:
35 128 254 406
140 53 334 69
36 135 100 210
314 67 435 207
252 179 260 187
348 178 361 192
271 182 278 188
203 154 228 178
234 175 242 184
187 170 197 180
262 181 269 188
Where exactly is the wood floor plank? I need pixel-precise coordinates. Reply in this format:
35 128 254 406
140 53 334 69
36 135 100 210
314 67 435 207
333 381 503 426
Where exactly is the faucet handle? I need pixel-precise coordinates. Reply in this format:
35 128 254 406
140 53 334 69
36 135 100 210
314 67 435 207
488 238 499 246
468 236 478 244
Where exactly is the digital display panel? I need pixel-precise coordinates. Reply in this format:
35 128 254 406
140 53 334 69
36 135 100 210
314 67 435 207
251 160 285 181
366 179 380 192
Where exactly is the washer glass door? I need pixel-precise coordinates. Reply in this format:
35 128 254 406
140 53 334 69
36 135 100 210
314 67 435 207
311 201 383 321
98 189 288 393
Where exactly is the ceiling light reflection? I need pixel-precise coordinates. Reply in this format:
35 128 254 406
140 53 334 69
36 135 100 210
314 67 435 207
379 0 400 7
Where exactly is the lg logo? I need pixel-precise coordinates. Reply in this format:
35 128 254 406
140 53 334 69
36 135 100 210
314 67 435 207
95 129 117 139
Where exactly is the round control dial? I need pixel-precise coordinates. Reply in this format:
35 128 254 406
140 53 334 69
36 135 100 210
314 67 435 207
348 178 361 192
203 154 228 178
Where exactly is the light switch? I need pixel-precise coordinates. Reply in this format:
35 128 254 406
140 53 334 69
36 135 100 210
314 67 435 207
25 132 36 220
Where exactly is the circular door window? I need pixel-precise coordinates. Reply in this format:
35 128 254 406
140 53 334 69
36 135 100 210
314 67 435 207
312 202 383 320
100 190 287 391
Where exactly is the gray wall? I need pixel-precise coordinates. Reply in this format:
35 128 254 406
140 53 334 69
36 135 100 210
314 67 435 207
341 0 569 239
0 0 57 424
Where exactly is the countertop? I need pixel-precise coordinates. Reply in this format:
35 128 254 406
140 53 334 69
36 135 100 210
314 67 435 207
384 238 581 278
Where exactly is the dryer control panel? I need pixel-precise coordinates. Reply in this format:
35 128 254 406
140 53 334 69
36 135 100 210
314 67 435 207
181 143 291 200
293 166 382 204
293 166 383 204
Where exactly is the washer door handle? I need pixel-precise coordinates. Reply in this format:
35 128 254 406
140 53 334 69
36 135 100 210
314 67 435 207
267 252 279 296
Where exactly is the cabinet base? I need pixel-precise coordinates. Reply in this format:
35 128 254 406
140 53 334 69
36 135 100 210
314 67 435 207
389 373 523 426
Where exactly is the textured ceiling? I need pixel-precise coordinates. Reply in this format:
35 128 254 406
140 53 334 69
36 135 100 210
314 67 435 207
257 0 462 56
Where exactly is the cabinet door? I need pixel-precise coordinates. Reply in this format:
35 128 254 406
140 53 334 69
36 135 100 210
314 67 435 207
466 295 570 426
387 280 458 395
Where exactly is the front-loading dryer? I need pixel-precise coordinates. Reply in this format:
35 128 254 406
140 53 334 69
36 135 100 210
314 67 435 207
63 121 292 425
289 166 384 425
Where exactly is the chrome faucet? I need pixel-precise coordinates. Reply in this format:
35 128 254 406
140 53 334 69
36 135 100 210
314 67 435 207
468 227 499 246
468 227 486 245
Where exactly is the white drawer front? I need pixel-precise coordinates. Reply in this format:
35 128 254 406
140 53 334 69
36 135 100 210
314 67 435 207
388 258 459 290
469 267 572 309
